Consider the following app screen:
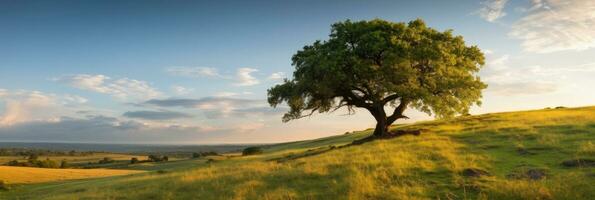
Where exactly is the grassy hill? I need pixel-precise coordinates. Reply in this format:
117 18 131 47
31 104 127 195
1 106 594 199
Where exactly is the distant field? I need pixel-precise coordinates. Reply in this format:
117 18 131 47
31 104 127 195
1 106 594 199
0 166 143 184
0 153 147 165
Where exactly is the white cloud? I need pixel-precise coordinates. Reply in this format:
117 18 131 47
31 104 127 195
509 0 595 53
234 68 260 86
214 92 239 97
171 85 194 96
477 0 509 22
166 67 223 78
267 72 285 80
0 90 87 126
488 82 557 96
56 74 161 100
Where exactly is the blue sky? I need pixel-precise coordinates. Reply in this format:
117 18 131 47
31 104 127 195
1 0 594 144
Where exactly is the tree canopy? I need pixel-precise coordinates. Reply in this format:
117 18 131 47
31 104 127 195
268 19 487 137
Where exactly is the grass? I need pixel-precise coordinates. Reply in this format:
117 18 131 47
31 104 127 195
0 166 143 184
0 153 148 166
1 106 594 199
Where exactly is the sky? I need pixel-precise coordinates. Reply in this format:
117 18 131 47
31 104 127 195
1 0 594 144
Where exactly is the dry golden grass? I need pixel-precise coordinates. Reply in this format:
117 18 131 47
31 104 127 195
0 166 144 184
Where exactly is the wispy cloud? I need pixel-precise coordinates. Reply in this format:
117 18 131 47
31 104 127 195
267 72 285 80
509 0 595 53
55 74 161 100
144 97 284 119
123 110 193 120
234 68 259 86
171 85 194 96
488 82 557 96
166 67 224 78
0 90 86 126
476 0 509 22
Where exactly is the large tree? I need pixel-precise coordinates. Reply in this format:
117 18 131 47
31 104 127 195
268 19 487 137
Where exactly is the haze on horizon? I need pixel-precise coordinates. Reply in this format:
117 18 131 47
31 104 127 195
1 0 594 144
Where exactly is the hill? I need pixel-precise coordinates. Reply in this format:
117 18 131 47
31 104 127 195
1 106 594 199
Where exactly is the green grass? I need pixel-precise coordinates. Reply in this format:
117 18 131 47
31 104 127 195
1 106 594 199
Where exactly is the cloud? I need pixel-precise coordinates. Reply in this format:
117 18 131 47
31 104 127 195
476 0 509 22
171 85 194 96
55 74 161 100
0 90 86 126
509 0 595 53
166 67 223 78
487 82 557 96
0 114 226 143
144 97 284 119
234 68 259 86
268 72 285 80
123 110 193 120
214 92 239 97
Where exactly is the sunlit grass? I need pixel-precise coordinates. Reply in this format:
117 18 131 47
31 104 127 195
1 106 594 199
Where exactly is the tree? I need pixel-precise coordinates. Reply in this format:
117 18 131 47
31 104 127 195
268 19 486 137
242 147 263 156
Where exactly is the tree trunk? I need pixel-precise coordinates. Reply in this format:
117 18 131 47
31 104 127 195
372 114 391 137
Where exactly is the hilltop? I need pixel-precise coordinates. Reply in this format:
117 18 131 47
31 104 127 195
1 106 594 199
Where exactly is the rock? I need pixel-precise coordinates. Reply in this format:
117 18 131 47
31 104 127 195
462 168 490 177
525 169 547 180
507 168 547 180
561 159 595 167
516 147 536 156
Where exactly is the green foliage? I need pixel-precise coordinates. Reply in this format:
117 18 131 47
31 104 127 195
268 18 486 135
148 155 168 162
6 158 61 168
60 160 68 168
130 157 139 164
98 157 114 164
0 180 9 191
192 151 219 158
242 147 263 156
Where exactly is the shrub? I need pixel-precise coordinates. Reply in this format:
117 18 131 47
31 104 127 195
28 154 39 161
0 180 9 191
98 157 114 164
148 155 168 162
130 157 139 164
242 147 263 156
60 160 69 168
7 160 19 166
192 151 219 158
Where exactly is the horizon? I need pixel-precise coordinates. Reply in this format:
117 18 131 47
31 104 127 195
1 0 595 144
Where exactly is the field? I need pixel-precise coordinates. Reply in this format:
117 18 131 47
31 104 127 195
0 166 143 184
1 106 594 199
0 153 148 166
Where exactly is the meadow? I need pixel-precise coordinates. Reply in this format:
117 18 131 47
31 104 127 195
1 106 594 199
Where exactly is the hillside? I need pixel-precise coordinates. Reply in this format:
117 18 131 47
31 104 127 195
1 106 594 199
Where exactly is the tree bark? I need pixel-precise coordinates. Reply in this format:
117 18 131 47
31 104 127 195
370 99 409 137
373 116 390 137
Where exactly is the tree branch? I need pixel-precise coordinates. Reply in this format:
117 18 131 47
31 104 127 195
386 98 410 125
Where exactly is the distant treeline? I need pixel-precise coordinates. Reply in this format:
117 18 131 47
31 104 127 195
0 148 96 157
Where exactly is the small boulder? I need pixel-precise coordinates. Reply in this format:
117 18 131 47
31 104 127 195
525 169 547 180
462 168 490 178
507 168 547 180
561 159 595 168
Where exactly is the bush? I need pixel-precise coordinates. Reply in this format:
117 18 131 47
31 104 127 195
242 147 263 156
192 151 219 158
0 180 9 191
60 160 69 168
130 157 139 164
148 155 168 162
98 157 114 164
